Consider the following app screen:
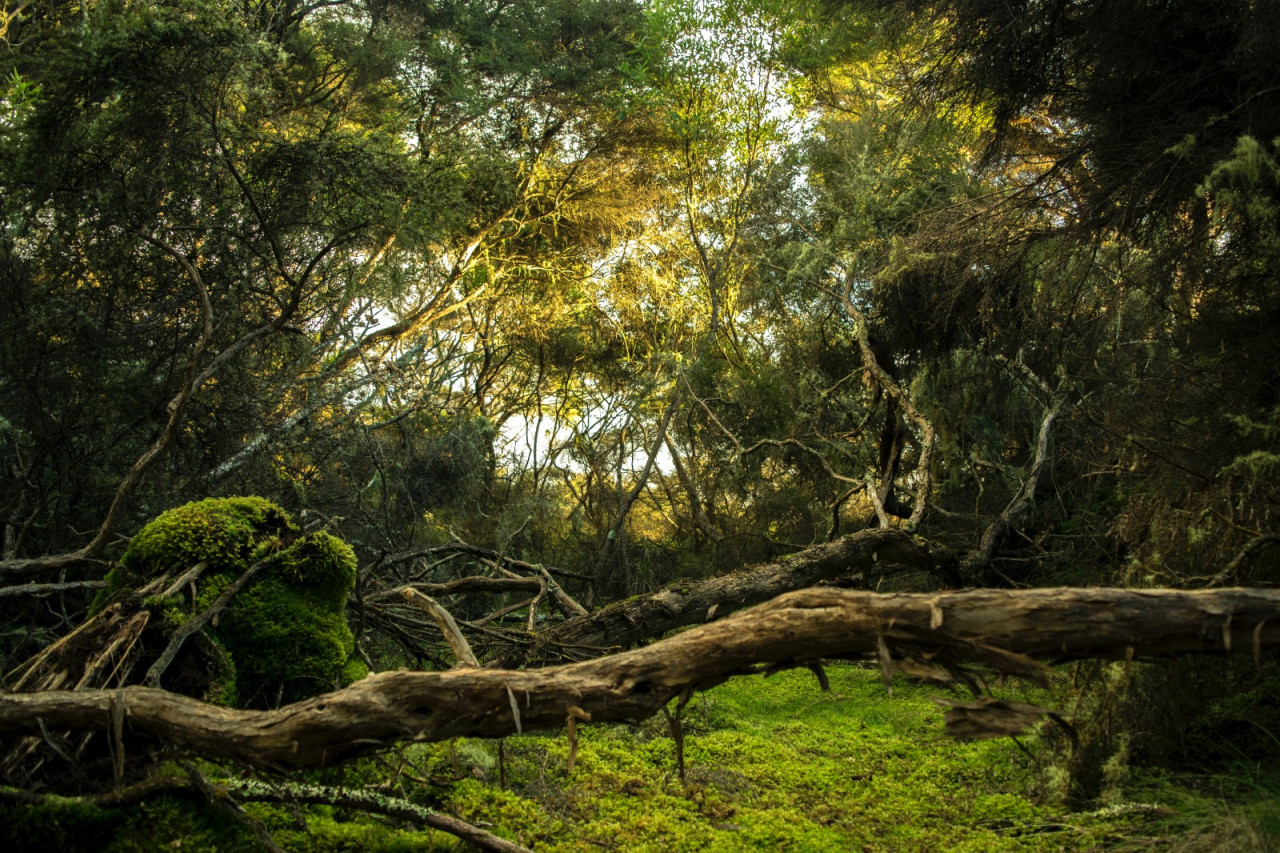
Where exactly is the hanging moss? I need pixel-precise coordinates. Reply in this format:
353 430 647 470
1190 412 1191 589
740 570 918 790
110 497 366 708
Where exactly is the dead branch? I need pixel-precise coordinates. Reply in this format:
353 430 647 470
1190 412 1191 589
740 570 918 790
3 572 172 692
832 284 935 528
516 526 958 665
181 761 286 853
960 363 1070 582
144 552 279 687
224 778 532 852
537 566 588 618
402 589 480 667
0 580 107 599
2 586 1276 771
366 577 543 603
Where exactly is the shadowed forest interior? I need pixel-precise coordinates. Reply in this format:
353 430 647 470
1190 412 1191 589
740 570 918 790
1 0 1278 849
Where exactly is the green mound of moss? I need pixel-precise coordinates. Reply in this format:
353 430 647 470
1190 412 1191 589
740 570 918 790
113 497 367 708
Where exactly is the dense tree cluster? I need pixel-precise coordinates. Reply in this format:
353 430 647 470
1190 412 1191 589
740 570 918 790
1 0 1277 828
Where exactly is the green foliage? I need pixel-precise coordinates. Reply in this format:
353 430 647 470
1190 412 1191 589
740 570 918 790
2 0 1279 839
1122 767 1280 853
114 497 364 707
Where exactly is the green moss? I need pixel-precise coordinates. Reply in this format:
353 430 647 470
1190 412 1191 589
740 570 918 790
0 793 257 852
9 669 1277 849
399 668 1232 851
245 803 457 852
122 496 294 577
116 497 365 708
273 530 359 609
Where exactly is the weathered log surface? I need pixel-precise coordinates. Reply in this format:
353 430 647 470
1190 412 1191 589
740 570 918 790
518 527 959 664
2 586 1277 771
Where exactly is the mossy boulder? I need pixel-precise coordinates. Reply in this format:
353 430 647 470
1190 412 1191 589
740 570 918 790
112 497 367 708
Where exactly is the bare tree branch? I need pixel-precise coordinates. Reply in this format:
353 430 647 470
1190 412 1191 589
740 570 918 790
961 360 1071 582
831 283 935 529
402 589 480 667
0 580 107 599
519 527 958 665
0 775 532 852
145 553 279 687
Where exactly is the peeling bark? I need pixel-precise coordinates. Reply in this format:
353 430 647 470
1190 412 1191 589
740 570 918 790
2 586 1276 772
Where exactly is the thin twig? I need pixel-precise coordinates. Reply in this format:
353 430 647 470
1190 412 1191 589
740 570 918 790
0 580 107 599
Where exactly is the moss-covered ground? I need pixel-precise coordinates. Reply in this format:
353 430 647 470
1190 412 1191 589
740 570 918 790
430 668 1279 851
3 666 1277 850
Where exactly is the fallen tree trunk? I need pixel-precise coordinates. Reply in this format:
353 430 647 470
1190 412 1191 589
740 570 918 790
515 527 959 665
2 586 1276 771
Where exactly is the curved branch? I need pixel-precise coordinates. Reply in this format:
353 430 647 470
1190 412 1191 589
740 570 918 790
961 374 1070 582
1206 532 1280 587
401 589 480 667
521 526 958 665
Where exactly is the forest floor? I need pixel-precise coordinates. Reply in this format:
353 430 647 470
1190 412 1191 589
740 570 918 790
4 666 1277 851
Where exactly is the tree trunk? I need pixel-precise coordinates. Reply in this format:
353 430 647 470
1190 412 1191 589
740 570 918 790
2 586 1276 772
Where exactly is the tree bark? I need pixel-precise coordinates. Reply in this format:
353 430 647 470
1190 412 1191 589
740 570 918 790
2 586 1276 772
